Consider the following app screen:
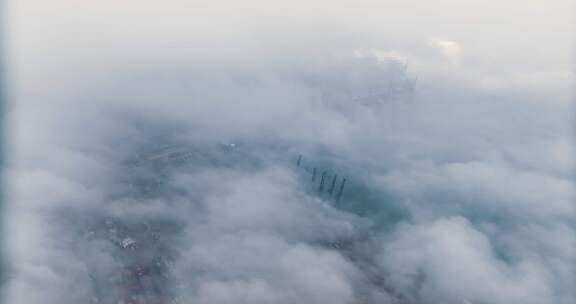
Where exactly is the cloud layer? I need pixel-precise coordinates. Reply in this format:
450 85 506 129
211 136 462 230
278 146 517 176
4 1 574 304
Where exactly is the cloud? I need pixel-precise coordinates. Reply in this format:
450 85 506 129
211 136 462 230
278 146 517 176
4 1 574 304
379 217 555 304
429 39 463 62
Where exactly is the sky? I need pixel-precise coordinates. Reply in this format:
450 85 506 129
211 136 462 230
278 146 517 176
3 1 575 304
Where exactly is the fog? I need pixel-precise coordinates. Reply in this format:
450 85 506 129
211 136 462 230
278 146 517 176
4 1 575 304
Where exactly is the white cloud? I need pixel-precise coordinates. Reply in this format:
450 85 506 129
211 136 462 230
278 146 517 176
5 1 574 303
380 217 555 304
430 39 463 58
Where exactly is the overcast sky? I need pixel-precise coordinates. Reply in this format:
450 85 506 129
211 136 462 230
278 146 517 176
8 0 574 92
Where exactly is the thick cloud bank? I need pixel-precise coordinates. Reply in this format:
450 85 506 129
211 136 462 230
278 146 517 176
5 1 575 304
